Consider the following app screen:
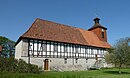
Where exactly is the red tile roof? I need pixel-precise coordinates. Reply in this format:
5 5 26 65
17 18 111 48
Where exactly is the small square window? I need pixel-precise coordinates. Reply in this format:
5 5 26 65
86 59 88 63
75 58 78 63
64 58 67 64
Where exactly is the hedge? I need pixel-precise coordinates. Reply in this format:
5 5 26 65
0 57 40 73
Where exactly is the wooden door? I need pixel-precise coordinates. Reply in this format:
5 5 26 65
44 59 49 70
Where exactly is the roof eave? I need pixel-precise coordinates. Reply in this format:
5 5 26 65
88 26 107 31
15 36 111 49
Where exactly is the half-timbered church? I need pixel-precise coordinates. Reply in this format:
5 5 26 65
15 18 111 71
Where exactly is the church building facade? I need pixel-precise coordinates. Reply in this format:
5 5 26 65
15 18 111 71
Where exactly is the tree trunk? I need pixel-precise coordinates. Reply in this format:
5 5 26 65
118 64 122 74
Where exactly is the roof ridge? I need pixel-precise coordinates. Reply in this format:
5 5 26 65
36 18 82 30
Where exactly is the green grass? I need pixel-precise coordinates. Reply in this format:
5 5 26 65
0 68 130 78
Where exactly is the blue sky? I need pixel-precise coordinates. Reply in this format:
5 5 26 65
0 0 130 46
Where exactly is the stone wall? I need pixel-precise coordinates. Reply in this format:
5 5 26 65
27 57 100 71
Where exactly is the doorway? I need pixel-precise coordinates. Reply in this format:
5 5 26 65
44 59 49 70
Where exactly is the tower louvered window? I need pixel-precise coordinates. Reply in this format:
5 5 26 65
102 29 104 38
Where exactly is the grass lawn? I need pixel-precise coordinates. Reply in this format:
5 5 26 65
0 68 130 78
